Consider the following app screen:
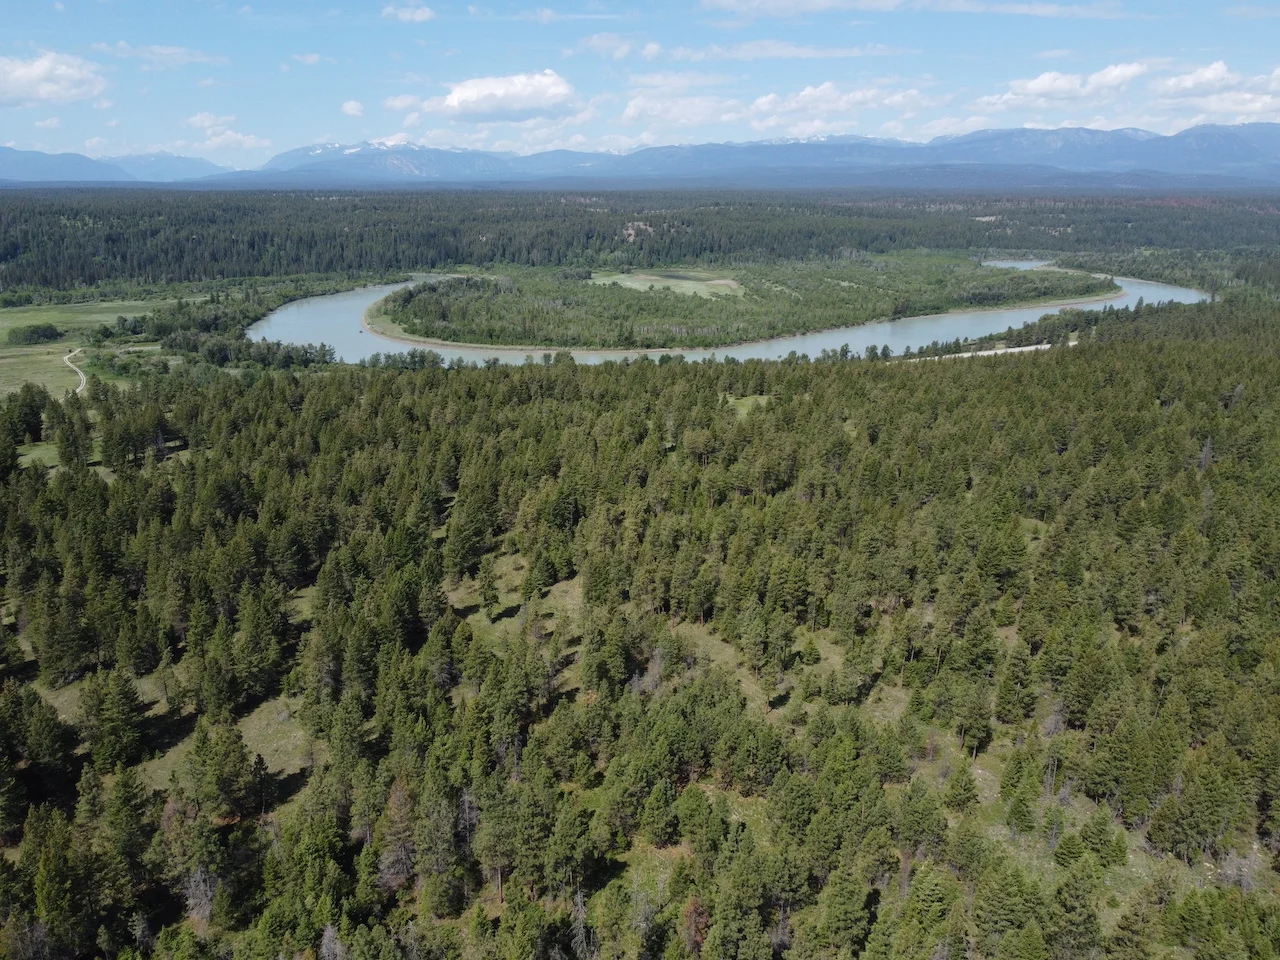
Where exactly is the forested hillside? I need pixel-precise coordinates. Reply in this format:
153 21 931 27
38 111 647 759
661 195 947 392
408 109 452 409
4 191 1280 291
1 293 1278 960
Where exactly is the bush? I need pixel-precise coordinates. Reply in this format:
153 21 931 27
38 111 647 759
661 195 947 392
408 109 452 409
7 323 63 345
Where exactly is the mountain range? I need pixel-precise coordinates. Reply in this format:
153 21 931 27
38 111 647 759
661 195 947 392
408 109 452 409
6 124 1280 189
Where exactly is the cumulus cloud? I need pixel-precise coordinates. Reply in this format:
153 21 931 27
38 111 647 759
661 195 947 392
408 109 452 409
620 77 931 138
92 42 227 69
1151 62 1239 96
1144 63 1280 123
342 100 365 116
420 69 576 120
35 116 61 129
382 2 435 21
202 130 272 149
976 62 1147 109
183 112 270 151
671 39 900 60
292 53 322 65
0 51 107 106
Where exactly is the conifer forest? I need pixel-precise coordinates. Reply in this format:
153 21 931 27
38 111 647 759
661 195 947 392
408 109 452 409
0 190 1278 960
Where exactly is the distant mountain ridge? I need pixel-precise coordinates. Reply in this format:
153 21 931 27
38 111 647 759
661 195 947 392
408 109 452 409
6 123 1280 188
103 153 232 182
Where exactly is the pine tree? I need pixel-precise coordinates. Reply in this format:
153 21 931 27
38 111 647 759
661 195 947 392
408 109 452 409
478 555 499 619
103 763 151 887
1053 832 1085 867
640 778 679 847
997 922 1048 960
1047 860 1102 960
945 760 979 813
996 640 1036 723
1006 791 1037 838
817 866 871 954
0 753 24 836
82 669 145 771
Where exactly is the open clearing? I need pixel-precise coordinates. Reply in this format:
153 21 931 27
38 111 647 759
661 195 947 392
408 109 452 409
590 269 744 298
0 299 173 338
0 299 177 394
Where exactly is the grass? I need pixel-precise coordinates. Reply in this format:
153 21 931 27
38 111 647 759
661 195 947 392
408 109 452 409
18 439 61 468
591 269 744 298
0 299 177 394
724 393 770 417
0 300 172 338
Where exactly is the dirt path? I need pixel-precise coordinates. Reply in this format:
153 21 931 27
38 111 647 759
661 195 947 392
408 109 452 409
63 348 87 394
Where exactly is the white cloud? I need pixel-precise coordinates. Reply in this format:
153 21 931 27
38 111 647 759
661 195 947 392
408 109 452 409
622 94 745 127
92 42 226 69
84 137 108 153
422 69 576 120
977 62 1147 109
186 112 236 130
672 39 900 60
342 100 365 116
581 33 633 60
35 116 61 129
202 130 271 150
0 51 107 107
182 112 269 151
750 81 887 134
293 53 322 65
384 93 422 111
1151 62 1239 97
642 43 663 61
382 2 435 21
918 114 990 137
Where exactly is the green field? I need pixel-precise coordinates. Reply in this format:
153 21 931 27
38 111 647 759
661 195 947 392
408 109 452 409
0 299 176 394
590 269 745 297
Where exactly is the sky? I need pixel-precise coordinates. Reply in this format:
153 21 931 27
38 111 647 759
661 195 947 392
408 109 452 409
2 0 1279 168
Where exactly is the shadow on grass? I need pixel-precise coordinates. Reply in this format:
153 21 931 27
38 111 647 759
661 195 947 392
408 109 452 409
140 705 200 758
267 766 311 813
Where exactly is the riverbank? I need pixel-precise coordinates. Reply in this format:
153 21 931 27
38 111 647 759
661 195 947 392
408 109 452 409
360 283 1131 359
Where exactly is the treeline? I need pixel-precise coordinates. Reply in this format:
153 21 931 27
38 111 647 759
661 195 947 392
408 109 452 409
376 260 1113 349
0 294 1278 959
85 274 400 372
6 324 62 346
5 191 1280 290
1055 249 1280 297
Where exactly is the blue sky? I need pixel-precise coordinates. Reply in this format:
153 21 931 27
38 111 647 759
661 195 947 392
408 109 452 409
2 0 1278 167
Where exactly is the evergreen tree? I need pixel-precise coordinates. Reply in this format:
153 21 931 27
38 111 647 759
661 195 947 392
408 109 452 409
82 669 145 771
996 641 1036 723
1046 860 1102 960
945 760 979 814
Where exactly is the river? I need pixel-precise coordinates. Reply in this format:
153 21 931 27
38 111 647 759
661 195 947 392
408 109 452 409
246 262 1205 365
